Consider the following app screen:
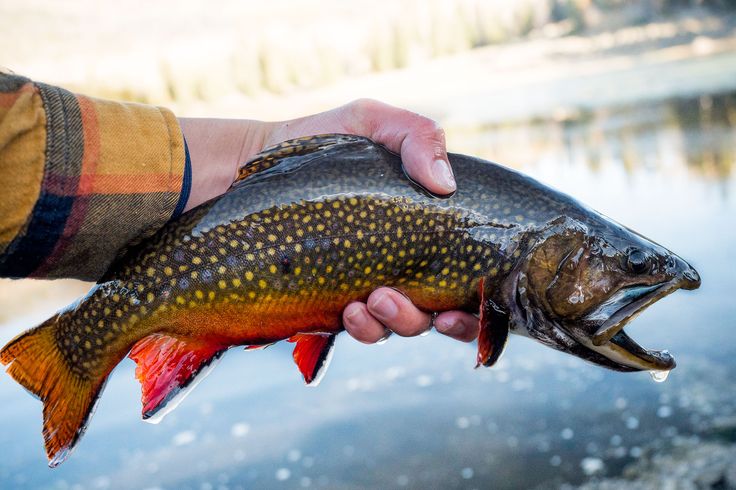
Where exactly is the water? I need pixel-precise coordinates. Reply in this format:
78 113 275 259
649 370 670 383
1 91 735 489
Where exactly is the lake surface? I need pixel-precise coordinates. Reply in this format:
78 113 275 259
0 91 734 489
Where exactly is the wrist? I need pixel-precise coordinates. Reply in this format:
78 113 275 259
178 117 274 211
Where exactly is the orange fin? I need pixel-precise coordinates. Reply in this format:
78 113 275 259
288 333 337 386
244 342 275 351
476 279 510 368
129 334 226 423
0 315 108 467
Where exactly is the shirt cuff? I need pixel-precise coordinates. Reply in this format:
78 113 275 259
0 80 187 281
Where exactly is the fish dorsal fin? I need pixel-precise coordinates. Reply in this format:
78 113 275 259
476 279 510 368
232 134 371 186
128 334 226 422
289 333 337 386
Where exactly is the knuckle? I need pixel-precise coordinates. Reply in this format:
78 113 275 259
348 98 382 116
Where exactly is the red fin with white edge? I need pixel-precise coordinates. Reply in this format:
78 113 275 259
288 334 337 385
128 334 226 423
244 342 275 351
476 278 510 368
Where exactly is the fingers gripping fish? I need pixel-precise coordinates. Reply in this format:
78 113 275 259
0 135 700 466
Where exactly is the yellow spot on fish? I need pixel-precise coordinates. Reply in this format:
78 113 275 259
258 279 267 289
232 278 242 287
176 296 185 305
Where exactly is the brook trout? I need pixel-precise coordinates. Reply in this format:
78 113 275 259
1 135 700 466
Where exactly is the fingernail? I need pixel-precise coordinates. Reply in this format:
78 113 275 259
345 304 365 324
431 159 456 192
371 292 399 320
435 317 460 334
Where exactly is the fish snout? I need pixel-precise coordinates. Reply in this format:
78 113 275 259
674 257 701 290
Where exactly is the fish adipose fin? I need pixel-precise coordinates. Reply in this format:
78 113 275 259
0 315 108 467
289 333 337 386
129 334 226 423
476 279 510 368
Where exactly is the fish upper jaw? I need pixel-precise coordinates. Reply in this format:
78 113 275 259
679 262 701 290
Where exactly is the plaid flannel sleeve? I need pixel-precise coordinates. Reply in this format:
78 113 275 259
0 73 191 281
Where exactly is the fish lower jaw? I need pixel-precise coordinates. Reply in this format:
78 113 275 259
594 329 676 371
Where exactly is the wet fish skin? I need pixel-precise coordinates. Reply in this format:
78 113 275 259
0 134 699 467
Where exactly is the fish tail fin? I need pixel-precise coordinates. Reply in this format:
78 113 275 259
0 315 107 467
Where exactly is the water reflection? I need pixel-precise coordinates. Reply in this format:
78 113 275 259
449 91 736 185
0 91 734 489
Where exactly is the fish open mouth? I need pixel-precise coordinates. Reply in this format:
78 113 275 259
574 282 681 371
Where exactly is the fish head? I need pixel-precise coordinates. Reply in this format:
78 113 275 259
514 215 700 372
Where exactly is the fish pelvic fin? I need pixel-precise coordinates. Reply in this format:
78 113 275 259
0 315 108 467
476 278 510 368
289 333 337 386
129 334 226 423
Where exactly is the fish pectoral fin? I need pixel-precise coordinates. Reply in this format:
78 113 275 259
128 334 227 423
288 333 337 386
476 280 510 368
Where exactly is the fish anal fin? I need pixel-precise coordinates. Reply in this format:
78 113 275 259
476 279 510 368
289 333 337 386
128 334 226 422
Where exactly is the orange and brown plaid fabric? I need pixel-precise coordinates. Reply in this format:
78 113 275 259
0 73 189 280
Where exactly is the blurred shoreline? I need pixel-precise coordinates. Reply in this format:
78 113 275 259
1 1 734 122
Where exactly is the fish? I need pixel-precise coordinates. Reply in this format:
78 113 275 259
0 134 700 466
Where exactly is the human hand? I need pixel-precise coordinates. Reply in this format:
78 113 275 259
179 99 479 344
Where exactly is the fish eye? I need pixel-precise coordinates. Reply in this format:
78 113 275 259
626 248 650 274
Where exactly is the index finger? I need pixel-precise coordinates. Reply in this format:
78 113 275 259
344 99 456 196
